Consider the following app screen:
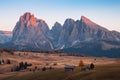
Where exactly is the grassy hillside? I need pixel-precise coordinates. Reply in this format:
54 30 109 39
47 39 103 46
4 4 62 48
0 51 120 80
0 65 120 80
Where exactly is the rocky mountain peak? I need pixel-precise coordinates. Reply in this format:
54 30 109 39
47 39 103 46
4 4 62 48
81 16 97 26
20 12 31 21
24 12 32 20
54 22 61 26
80 16 108 31
19 12 38 27
12 12 52 50
64 18 75 25
81 16 89 21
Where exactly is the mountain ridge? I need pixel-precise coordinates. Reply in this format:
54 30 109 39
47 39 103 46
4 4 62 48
0 12 120 57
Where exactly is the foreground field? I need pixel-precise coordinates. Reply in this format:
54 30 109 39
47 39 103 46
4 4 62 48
0 65 120 80
0 52 120 80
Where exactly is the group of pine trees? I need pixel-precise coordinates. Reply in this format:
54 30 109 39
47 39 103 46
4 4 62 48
11 62 32 72
0 48 15 55
0 59 11 64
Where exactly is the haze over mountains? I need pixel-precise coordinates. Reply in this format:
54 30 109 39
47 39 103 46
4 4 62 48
0 31 12 43
0 12 120 57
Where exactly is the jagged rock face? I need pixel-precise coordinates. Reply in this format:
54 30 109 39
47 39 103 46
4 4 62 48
10 12 120 51
78 16 119 41
57 19 75 49
12 12 52 50
55 16 120 49
0 31 12 43
110 31 120 41
0 12 120 57
49 22 62 48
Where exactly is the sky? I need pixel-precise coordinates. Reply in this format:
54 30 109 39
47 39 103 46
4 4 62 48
0 0 120 32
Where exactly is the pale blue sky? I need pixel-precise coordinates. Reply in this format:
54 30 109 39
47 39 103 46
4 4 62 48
0 0 120 32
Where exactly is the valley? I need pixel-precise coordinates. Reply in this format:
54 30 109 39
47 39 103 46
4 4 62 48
0 51 120 80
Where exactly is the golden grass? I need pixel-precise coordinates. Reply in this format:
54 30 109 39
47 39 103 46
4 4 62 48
0 51 120 80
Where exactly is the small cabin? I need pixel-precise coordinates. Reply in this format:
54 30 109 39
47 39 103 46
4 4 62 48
64 65 75 72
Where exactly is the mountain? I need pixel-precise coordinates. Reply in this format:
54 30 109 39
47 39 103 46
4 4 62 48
0 31 12 43
53 16 120 49
48 16 120 57
56 18 75 49
79 16 120 41
59 16 120 57
48 22 62 48
0 12 120 57
12 12 53 50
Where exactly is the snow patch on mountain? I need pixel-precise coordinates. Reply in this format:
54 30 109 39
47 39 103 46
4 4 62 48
72 40 80 46
60 45 65 49
84 38 93 42
116 38 120 41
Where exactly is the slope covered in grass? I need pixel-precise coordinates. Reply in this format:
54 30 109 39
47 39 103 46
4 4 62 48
0 65 120 80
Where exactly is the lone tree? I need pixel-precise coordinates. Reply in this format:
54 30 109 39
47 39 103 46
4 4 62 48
10 49 15 55
90 63 94 70
0 48 3 53
0 60 2 64
42 67 46 71
7 59 11 64
53 63 57 66
79 60 84 67
0 59 4 64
